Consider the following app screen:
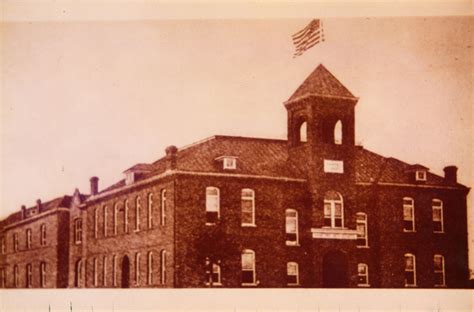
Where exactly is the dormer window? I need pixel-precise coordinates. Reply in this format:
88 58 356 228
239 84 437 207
415 170 427 182
123 164 152 185
125 172 135 185
215 156 238 170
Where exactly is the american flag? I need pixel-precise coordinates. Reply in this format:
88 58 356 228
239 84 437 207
292 19 325 57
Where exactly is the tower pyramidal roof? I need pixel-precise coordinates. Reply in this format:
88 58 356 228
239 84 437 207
287 64 357 102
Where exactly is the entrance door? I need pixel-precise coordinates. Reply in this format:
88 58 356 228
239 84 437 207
121 255 130 288
322 250 349 288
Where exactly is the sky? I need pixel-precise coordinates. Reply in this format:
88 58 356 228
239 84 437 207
0 1 472 310
1 14 473 252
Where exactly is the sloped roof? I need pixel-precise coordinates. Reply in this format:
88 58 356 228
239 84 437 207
1 195 72 227
98 135 464 195
287 64 357 102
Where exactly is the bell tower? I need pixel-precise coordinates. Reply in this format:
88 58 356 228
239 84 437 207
285 64 358 180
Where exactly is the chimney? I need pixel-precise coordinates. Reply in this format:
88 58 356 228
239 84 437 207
443 166 458 184
165 145 178 171
21 205 26 219
90 176 99 196
36 199 42 213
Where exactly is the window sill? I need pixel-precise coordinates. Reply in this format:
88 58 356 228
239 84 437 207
403 230 416 233
287 283 300 287
205 282 222 286
433 231 445 234
242 224 256 227
205 222 217 226
285 242 300 247
434 285 446 288
404 285 417 288
357 284 370 287
241 283 258 287
356 246 369 249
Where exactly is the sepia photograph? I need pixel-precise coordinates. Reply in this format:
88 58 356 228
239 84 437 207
0 1 473 311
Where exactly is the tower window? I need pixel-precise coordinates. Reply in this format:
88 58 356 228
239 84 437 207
334 120 342 144
298 121 308 143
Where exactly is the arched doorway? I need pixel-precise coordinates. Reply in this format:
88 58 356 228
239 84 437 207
121 255 130 288
322 250 349 288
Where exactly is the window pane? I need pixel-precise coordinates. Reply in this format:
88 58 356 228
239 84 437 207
206 211 218 224
403 198 413 206
206 196 218 212
357 223 366 237
287 263 297 275
434 256 443 270
433 208 442 221
404 220 414 231
334 204 342 217
325 191 341 201
405 272 414 285
358 264 367 275
405 256 414 270
286 218 297 233
242 271 254 284
323 203 331 217
403 206 413 220
324 217 332 227
242 189 253 198
242 200 253 224
242 252 254 270
334 218 342 227
356 214 366 221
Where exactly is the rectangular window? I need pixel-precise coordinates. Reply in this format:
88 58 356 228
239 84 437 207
112 255 117 287
13 233 18 252
357 263 370 286
404 254 416 287
26 229 32 250
160 250 166 285
432 199 444 233
103 256 107 286
13 265 19 288
357 264 369 286
205 258 222 286
161 189 166 226
0 268 5 288
287 262 299 286
94 208 99 238
147 193 153 229
40 262 46 288
285 209 299 246
223 157 237 170
40 224 47 246
135 252 141 286
241 249 256 285
324 192 344 228
434 255 446 287
113 203 119 235
124 199 129 233
1 237 5 254
356 213 368 247
93 258 98 287
26 263 32 288
74 219 83 244
403 198 415 232
135 197 141 231
241 189 255 226
147 252 153 285
103 205 108 237
205 187 219 225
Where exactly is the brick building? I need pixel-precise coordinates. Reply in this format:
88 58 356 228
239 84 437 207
0 64 470 288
